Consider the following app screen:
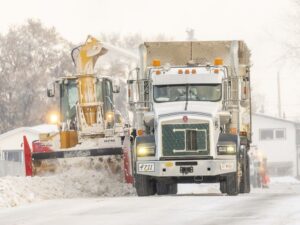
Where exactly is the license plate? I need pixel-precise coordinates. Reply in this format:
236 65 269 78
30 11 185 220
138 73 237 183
180 166 193 174
220 162 234 170
138 163 155 172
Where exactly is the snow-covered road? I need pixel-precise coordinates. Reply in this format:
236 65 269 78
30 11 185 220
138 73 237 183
1 180 300 225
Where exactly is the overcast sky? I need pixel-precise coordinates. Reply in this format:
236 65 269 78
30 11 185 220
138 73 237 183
0 0 299 119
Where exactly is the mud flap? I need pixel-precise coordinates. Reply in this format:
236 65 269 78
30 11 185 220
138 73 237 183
123 136 134 184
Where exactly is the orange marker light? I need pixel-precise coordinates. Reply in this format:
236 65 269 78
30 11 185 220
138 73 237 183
191 69 197 74
230 128 237 134
137 129 144 136
185 69 190 74
214 69 219 74
156 70 161 75
240 131 247 136
152 59 161 67
214 58 223 66
178 69 183 74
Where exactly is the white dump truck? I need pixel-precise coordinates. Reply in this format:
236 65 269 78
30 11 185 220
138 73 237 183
125 41 252 196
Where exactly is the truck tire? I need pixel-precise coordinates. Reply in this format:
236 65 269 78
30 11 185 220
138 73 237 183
156 182 169 195
240 153 251 193
169 183 178 195
220 180 227 194
135 175 156 196
226 173 239 196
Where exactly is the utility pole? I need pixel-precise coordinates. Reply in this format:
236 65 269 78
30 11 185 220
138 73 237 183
277 71 282 118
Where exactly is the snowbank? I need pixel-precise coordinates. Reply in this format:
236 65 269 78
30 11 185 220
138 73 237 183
0 159 135 208
270 176 300 184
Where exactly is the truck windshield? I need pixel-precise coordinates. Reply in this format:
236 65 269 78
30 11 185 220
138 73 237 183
61 79 104 121
153 84 222 102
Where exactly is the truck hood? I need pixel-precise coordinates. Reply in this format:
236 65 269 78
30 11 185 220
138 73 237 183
154 101 221 118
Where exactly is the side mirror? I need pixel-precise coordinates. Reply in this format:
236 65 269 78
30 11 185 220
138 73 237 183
127 79 137 106
115 113 123 123
240 78 250 107
112 79 120 93
47 82 55 97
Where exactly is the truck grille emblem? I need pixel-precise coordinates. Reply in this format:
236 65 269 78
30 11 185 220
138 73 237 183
182 116 188 123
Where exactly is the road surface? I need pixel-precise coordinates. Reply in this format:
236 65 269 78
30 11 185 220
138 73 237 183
0 181 299 225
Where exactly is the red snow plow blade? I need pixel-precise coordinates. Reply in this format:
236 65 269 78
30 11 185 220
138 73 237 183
23 136 122 174
23 136 133 184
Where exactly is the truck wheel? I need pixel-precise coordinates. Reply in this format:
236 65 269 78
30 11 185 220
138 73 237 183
169 183 178 195
135 175 155 196
226 173 239 196
220 180 227 194
240 153 251 193
156 182 169 195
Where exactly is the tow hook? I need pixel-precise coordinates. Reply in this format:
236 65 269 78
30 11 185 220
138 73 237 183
194 176 203 183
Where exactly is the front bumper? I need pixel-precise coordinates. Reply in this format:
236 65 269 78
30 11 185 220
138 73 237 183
136 159 236 177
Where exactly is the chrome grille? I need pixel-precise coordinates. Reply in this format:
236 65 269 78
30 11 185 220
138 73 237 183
162 123 210 156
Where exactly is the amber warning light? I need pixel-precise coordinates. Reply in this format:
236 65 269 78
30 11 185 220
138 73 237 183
214 58 223 66
152 59 161 67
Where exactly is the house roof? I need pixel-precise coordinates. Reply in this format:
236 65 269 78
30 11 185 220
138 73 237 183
254 113 300 125
0 124 58 141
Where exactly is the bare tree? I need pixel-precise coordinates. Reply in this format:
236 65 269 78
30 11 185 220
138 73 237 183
0 19 73 133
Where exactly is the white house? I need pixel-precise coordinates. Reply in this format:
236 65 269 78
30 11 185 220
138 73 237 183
252 113 300 177
0 124 58 176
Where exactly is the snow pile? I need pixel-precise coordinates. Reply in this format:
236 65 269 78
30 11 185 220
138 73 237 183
0 159 135 208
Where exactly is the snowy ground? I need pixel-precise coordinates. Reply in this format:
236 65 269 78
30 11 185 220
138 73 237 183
0 163 300 225
0 181 300 225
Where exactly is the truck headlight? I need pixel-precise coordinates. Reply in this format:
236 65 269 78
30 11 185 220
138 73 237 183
106 111 114 123
217 145 236 155
47 111 59 124
137 144 155 157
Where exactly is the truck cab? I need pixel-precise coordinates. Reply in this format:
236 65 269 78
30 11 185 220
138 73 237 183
127 41 251 196
47 74 122 148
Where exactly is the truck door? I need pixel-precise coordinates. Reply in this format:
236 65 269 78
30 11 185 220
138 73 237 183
60 79 78 128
